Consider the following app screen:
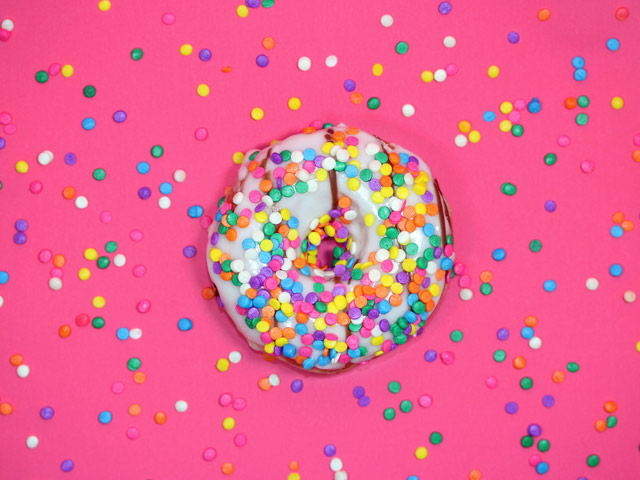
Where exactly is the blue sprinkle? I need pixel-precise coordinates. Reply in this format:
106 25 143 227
178 317 193 331
609 264 623 277
521 326 534 339
610 225 623 238
571 56 585 68
0 271 9 284
188 205 203 218
159 182 173 194
528 98 542 114
136 161 150 174
116 327 129 340
98 411 112 424
606 38 620 51
82 117 96 130
536 461 549 474
242 239 256 250
492 248 506 261
543 279 557 292
303 148 316 160
574 68 587 81
483 110 496 122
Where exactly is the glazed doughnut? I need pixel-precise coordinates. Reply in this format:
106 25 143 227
207 122 454 372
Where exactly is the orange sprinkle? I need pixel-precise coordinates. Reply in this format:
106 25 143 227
537 8 551 21
375 285 389 298
221 66 232 73
621 220 634 231
469 469 482 480
9 354 23 366
564 97 577 109
202 286 216 299
289 461 300 471
389 294 403 306
380 176 393 187
388 153 400 164
552 370 565 383
259 179 273 192
350 92 363 105
221 462 234 475
295 312 308 323
247 160 258 172
262 36 275 50
337 313 350 326
0 402 14 415
129 403 142 416
414 214 426 227
425 203 439 216
220 271 233 281
425 300 435 311
603 400 617 413
302 127 316 134
524 315 538 327
513 356 526 369
261 306 275 318
633 149 640 162
133 371 146 384
594 419 607 432
479 270 493 283
58 324 72 338
333 131 346 142
236 216 250 228
262 353 276 362
435 269 446 281
62 186 76 200
337 196 351 208
612 211 625 223
52 254 66 268
269 327 283 340
258 377 271 391
293 258 306 269
154 411 167 424
345 127 359 135
283 327 296 339
226 228 237 241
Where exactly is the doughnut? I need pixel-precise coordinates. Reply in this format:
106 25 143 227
207 123 454 372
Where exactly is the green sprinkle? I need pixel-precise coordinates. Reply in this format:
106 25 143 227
480 283 493 295
520 376 533 390
395 41 409 54
575 112 589 126
383 407 396 420
388 381 401 393
97 256 110 269
406 243 419 255
493 349 506 362
351 269 363 280
35 70 49 83
359 169 373 181
93 168 106 181
127 357 141 371
501 182 517 196
429 432 443 445
367 97 381 110
399 400 413 413
521 435 534 448
92 316 105 329
130 48 144 61
105 241 118 253
511 124 524 137
150 145 163 158
537 439 550 452
529 239 542 252
586 454 600 467
83 85 96 98
450 330 463 342
606 415 617 428
577 95 590 107
262 0 274 7
544 153 557 166
567 361 580 372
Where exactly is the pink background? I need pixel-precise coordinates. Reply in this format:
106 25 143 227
1 0 639 478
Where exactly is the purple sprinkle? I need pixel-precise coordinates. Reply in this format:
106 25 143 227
544 200 557 212
210 232 219 246
343 79 356 92
396 272 410 284
433 247 443 259
40 406 54 420
367 309 380 319
313 331 325 341
183 245 197 258
505 401 519 414
255 202 266 212
256 54 269 67
438 1 452 14
323 444 336 457
273 346 283 356
290 379 303 393
542 394 555 408
212 263 222 274
353 386 365 398
260 267 273 277
13 231 27 245
199 48 212 62
358 395 371 407
332 286 346 296
112 110 127 123
424 349 437 362
270 152 283 164
422 191 434 202
379 319 390 332
336 227 349 239
329 209 342 218
138 186 151 199
348 307 361 319
64 152 77 166
246 0 260 7
403 325 412 335
0 137 5 149
497 328 510 341
334 264 346 276
247 307 259 319
369 178 382 191
421 277 431 288
60 459 74 472
305 292 319 303
508 31 520 44
15 219 28 232
276 177 282 189
528 423 542 437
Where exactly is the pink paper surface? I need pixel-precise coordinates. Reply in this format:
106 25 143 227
1 0 639 479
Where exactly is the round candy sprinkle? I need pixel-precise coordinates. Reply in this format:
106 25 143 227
388 381 401 393
367 97 381 110
380 14 393 27
492 248 506 261
508 31 520 44
178 317 193 331
616 7 629 20
443 35 456 48
538 8 551 20
290 379 303 393
130 48 143 60
256 54 269 67
297 56 311 71
606 38 620 51
505 401 518 414
609 264 623 277
395 41 409 54
543 280 556 292
402 104 415 117
383 407 396 420
623 291 636 303
587 454 600 467
438 2 452 15
61 459 74 472
98 411 112 424
501 182 517 195
82 117 96 130
26 435 39 448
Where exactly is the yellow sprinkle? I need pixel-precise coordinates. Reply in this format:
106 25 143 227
251 107 264 120
345 291 356 303
372 192 384 204
415 446 428 460
84 248 98 260
216 358 230 372
61 64 74 77
314 317 327 330
415 203 426 215
371 335 384 346
209 248 222 262
396 186 409 199
347 178 360 191
364 214 375 227
421 70 434 83
321 142 334 154
402 258 417 272
92 296 106 309
264 342 275 353
499 119 512 132
78 268 91 281
15 160 29 173
232 151 244 164
260 239 274 251
281 303 294 316
381 275 394 287
288 473 301 480
499 101 513 114
197 84 210 97
97 0 111 11
391 282 403 294
222 417 235 430
275 337 288 347
381 186 394 198
254 211 268 223
288 97 301 110
458 121 471 133
236 5 249 17
372 63 384 76
388 246 398 259
611 96 624 110
180 44 193 56
429 283 441 296
334 341 347 353
307 232 321 245
346 145 359 158
468 130 481 143
487 65 500 78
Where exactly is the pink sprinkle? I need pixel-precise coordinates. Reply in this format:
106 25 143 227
248 190 261 203
507 111 521 123
132 265 146 277
453 263 465 275
557 135 571 147
161 12 176 25
232 398 247 411
513 99 526 111
273 167 285 179
202 447 217 461
0 112 12 125
445 63 458 75
219 393 233 407
50 267 63 278
418 394 433 407
0 29 10 42
130 229 143 242
300 346 312 357
252 167 265 178
194 127 208 141
39 249 52 263
99 210 112 223
440 351 455 365
345 135 359 146
458 274 472 288
485 376 498 389
111 381 125 394
634 134 640 146
234 433 247 447
389 211 402 223
200 215 213 229
49 63 61 76
443 244 453 257
29 180 43 194
136 299 151 313
528 454 542 466
580 160 595 174
126 427 140 440
3 124 17 135
310 120 323 129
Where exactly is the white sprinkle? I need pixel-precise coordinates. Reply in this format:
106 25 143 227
129 328 143 340
291 150 304 163
307 179 319 193
37 150 54 165
262 195 274 207
297 56 311 71
368 160 382 172
75 195 88 209
529 336 542 350
158 196 171 209
585 277 599 291
365 142 380 155
434 69 447 82
443 35 456 48
623 290 637 303
238 271 251 284
296 170 310 182
336 148 350 162
173 169 186 182
380 14 394 27
17 364 30 378
454 134 468 147
244 250 258 260
233 192 244 204
239 284 250 294
459 288 473 301
375 249 390 262
402 104 416 117
330 457 343 472
268 373 280 387
0 296 4 308
113 253 126 267
321 157 336 171
26 435 39 449
1 19 15 31
230 259 245 272
251 230 264 242
325 55 338 68
397 231 411 245
403 173 414 185
229 350 242 363
278 291 291 304
49 277 62 290
368 269 381 282
334 471 349 480
344 210 357 221
175 400 188 413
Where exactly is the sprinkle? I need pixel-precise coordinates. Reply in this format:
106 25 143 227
297 56 311 71
380 14 393 27
402 104 415 117
443 35 456 48
487 65 499 78
250 107 264 120
325 55 338 67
